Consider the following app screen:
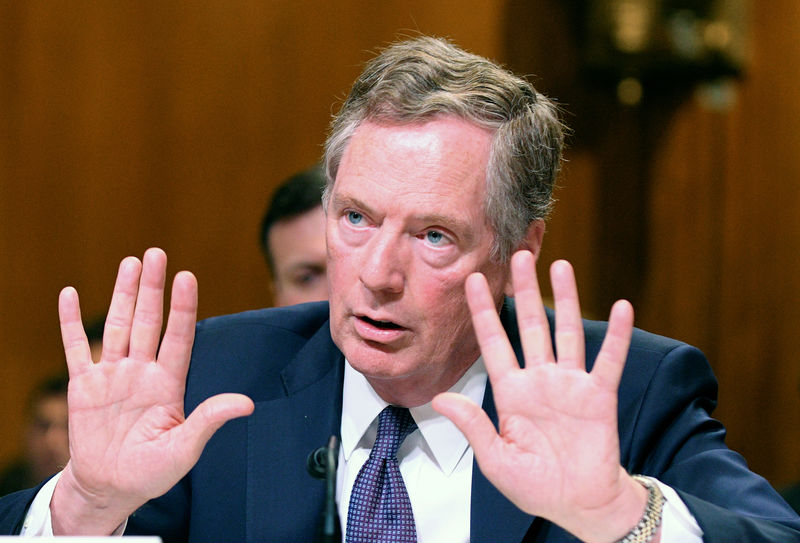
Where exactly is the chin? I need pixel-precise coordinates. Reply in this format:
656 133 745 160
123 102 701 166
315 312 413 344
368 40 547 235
348 349 405 376
346 345 419 378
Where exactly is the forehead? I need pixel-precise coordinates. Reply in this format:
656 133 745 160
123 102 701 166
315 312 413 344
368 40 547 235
333 118 493 217
269 207 326 249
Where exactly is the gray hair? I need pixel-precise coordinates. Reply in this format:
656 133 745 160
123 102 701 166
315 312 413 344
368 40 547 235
323 36 565 262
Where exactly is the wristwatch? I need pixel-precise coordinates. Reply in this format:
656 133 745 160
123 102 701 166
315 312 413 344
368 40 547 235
615 475 665 543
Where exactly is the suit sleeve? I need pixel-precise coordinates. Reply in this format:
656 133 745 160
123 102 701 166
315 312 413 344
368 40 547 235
0 486 41 534
621 342 800 542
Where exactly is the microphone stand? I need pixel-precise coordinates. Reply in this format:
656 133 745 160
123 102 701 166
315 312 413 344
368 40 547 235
308 435 342 542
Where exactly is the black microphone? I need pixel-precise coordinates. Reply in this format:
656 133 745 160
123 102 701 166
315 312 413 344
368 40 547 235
307 435 341 542
307 445 328 479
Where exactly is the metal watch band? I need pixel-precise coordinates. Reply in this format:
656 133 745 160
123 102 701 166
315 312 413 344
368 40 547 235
615 475 665 543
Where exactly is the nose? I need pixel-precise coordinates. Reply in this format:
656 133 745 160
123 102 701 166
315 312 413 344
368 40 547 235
359 230 405 294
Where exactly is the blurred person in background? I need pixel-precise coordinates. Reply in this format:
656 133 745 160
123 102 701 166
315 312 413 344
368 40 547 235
259 164 328 306
0 374 68 496
0 315 106 496
0 314 104 496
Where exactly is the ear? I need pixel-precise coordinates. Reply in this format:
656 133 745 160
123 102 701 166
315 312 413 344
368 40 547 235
503 219 545 297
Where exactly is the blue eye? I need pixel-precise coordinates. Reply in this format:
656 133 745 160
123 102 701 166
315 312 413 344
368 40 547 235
425 230 446 245
346 211 363 225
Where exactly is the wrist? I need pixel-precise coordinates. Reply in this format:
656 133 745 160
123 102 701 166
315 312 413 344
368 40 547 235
50 462 132 535
565 470 654 543
614 476 664 543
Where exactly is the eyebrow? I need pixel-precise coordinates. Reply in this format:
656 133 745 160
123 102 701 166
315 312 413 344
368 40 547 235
330 193 370 214
331 193 478 246
287 262 326 273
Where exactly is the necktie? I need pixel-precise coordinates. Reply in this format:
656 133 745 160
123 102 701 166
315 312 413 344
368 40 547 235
346 406 418 542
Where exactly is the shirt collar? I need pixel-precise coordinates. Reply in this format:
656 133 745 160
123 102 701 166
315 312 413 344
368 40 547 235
340 358 487 476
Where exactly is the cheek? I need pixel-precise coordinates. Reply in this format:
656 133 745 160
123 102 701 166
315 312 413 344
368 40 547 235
416 263 504 351
427 259 476 293
326 256 354 327
422 291 480 367
417 271 473 328
326 236 351 285
326 254 350 297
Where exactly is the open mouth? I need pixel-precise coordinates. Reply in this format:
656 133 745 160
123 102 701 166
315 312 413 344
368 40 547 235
360 316 404 330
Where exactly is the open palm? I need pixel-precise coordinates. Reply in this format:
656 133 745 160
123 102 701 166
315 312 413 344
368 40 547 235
434 251 645 543
52 249 253 534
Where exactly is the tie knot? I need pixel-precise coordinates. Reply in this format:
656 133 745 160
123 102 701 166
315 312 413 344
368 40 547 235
372 406 417 460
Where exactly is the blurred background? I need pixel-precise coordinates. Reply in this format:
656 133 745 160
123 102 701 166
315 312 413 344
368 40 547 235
0 0 798 491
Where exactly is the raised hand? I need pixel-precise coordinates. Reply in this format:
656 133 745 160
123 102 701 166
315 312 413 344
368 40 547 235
51 248 254 534
433 251 649 543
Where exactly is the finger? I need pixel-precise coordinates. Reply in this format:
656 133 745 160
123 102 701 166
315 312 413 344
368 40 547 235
59 287 92 378
157 270 198 378
551 260 585 371
510 250 555 367
179 393 255 462
102 256 143 362
591 300 634 390
128 248 167 361
432 392 499 463
466 272 518 384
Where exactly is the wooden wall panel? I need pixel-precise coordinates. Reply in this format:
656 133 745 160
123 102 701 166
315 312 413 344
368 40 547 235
714 0 800 486
622 1 800 486
0 0 508 468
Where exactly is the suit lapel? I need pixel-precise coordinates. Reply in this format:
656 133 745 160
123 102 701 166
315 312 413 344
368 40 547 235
246 322 345 543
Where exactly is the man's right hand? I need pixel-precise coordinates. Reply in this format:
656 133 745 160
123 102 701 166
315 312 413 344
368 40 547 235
51 248 254 534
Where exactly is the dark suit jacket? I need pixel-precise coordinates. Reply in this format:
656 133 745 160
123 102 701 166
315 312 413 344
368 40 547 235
1 301 799 542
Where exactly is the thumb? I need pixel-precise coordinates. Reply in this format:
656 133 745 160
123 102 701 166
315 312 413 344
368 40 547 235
432 392 498 460
180 393 255 460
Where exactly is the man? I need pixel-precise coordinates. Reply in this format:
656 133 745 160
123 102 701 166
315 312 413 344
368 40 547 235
0 315 101 497
0 374 69 496
2 37 799 542
259 165 328 306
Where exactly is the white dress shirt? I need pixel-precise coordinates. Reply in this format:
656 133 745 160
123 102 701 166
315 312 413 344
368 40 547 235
338 358 487 542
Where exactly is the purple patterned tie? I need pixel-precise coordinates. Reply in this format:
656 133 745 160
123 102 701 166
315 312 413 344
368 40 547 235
346 406 418 542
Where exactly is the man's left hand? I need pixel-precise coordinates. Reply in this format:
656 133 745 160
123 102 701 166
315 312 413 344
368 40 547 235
433 250 651 543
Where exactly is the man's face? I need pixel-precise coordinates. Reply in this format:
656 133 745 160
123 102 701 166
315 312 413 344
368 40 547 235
26 394 69 480
269 205 328 307
326 117 510 407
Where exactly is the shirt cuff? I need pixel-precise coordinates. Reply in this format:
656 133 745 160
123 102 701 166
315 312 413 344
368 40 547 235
19 471 127 536
654 478 704 542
